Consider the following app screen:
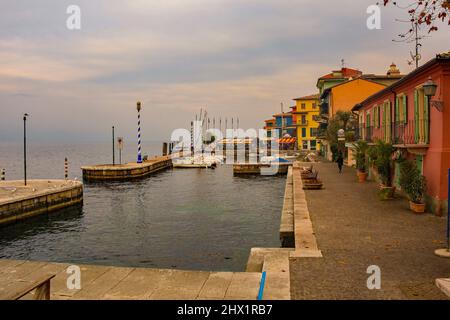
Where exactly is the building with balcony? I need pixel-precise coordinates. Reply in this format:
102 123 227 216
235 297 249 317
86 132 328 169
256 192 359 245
292 94 320 150
352 53 450 215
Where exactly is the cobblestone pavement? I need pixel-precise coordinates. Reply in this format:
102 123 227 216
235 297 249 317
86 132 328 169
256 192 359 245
290 162 450 300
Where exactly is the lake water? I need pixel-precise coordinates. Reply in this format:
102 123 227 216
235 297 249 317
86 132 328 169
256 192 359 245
0 141 285 271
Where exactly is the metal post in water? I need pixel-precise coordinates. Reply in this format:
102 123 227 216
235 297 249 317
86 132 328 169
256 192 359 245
136 102 142 164
190 121 194 157
256 137 260 163
23 113 29 186
112 126 115 165
64 158 68 180
1 168 5 181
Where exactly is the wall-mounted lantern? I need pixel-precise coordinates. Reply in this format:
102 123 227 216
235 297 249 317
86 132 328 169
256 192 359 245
423 77 444 112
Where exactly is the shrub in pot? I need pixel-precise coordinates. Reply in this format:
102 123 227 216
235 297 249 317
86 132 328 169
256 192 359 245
354 140 368 182
399 160 427 213
374 140 395 199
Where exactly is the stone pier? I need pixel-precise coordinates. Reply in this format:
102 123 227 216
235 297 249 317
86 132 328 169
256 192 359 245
81 156 172 181
0 180 83 226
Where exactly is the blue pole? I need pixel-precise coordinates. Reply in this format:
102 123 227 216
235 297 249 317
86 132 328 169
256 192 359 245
137 102 142 163
257 271 266 300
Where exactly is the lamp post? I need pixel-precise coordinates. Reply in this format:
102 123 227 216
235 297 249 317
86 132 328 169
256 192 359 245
23 113 29 186
136 102 142 164
423 76 443 112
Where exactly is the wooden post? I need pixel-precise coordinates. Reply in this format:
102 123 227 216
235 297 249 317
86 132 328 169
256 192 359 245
256 138 260 163
234 139 238 163
162 143 168 156
1 168 5 181
64 158 68 180
245 140 250 163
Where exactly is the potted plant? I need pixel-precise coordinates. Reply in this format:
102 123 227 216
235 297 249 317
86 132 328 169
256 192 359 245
373 140 395 200
354 140 368 182
399 160 427 213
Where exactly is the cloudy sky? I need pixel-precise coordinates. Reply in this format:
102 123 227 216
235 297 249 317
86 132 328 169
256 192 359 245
0 0 448 142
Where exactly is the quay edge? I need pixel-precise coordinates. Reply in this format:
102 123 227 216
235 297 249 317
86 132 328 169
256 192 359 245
81 156 172 182
0 180 83 227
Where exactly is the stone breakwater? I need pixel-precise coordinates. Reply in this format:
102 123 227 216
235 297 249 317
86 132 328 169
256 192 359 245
0 180 83 226
81 156 172 181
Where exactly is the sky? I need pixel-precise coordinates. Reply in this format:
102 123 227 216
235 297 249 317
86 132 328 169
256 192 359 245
0 0 449 142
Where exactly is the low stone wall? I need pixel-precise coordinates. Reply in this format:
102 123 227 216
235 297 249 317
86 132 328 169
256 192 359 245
280 166 294 247
82 158 172 181
0 181 83 226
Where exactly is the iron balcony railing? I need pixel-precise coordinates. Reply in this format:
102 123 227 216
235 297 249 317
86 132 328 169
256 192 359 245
354 120 430 145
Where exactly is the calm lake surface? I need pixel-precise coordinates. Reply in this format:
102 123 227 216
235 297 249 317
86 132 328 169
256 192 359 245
0 141 285 271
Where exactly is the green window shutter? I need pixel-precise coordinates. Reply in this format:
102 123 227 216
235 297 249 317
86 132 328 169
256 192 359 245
386 100 392 142
403 95 408 125
414 90 419 143
383 103 386 141
424 94 429 144
376 106 379 128
395 97 400 123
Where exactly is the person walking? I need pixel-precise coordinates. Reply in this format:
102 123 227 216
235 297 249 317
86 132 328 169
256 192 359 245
336 152 344 173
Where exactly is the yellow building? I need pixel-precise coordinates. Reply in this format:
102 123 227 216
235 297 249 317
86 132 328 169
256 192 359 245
292 94 320 150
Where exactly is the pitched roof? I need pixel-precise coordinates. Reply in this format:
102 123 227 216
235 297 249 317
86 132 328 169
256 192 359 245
320 77 387 99
352 53 450 111
318 67 362 80
293 93 319 101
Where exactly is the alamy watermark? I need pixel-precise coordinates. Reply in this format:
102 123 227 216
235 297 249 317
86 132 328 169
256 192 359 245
367 4 382 30
366 265 381 290
66 5 81 30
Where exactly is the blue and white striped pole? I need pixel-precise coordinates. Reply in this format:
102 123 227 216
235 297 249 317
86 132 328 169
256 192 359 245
136 101 142 163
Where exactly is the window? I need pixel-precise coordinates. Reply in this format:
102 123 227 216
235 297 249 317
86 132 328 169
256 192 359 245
310 140 317 150
301 103 306 109
414 88 429 144
310 128 318 137
302 128 306 138
301 115 306 124
396 94 408 124
382 100 392 143
312 103 317 108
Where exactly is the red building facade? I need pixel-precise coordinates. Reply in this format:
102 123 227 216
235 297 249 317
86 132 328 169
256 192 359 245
353 53 450 215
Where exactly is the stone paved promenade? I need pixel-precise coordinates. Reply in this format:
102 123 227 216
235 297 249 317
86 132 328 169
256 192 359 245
290 161 450 300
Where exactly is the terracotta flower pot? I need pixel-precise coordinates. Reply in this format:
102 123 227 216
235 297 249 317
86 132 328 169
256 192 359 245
409 201 425 214
357 171 368 183
378 185 395 200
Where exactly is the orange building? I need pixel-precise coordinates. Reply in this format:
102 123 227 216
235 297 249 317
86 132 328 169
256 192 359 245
322 78 387 119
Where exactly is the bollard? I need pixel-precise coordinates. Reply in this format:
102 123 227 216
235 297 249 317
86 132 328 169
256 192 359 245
64 158 68 180
1 168 5 181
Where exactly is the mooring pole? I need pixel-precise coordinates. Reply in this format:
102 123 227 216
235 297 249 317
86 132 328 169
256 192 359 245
136 102 142 163
112 126 115 166
64 158 68 180
1 168 5 181
23 113 29 186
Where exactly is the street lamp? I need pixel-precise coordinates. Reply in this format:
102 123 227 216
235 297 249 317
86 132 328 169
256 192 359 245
23 113 29 186
423 77 444 112
136 101 142 164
